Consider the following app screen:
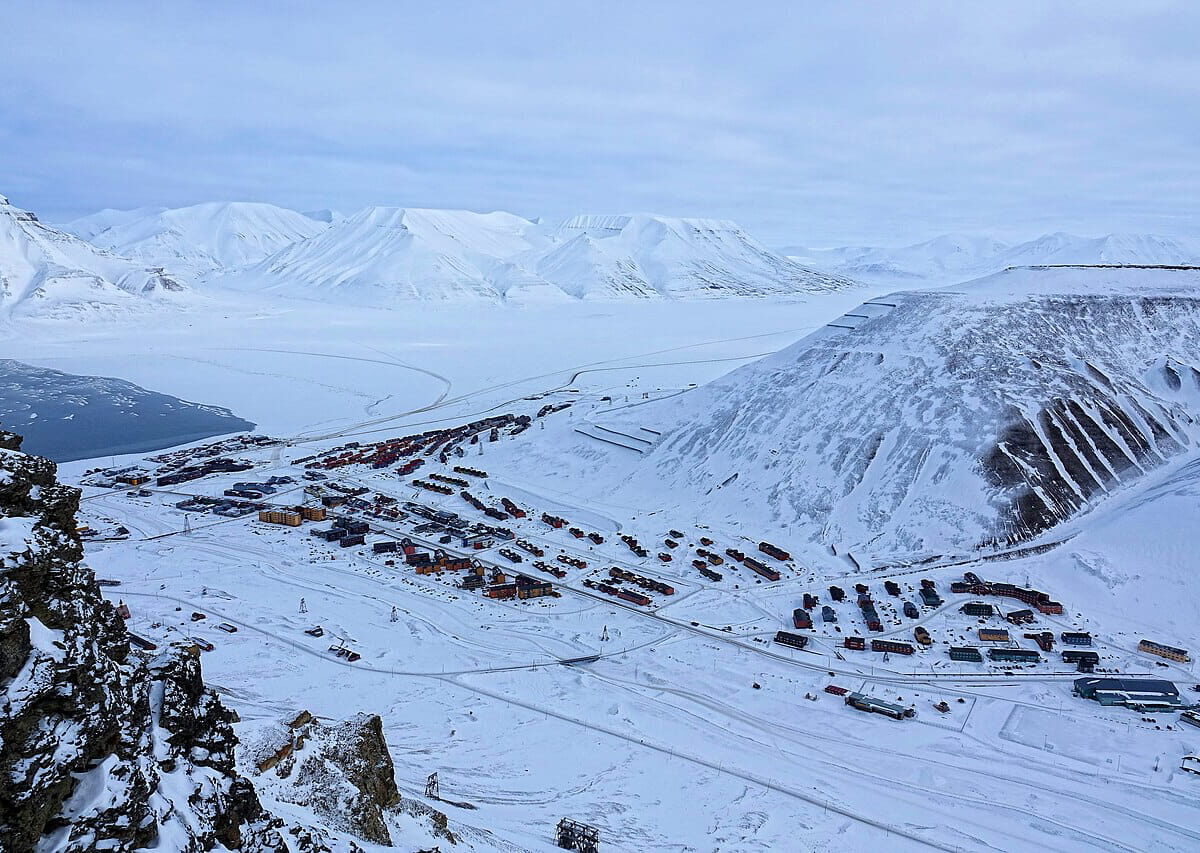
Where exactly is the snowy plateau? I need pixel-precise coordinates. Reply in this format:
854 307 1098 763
2 192 1200 852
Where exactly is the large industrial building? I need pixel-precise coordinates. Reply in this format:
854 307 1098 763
1073 677 1184 710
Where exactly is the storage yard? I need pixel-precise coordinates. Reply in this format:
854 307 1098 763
64 359 1200 852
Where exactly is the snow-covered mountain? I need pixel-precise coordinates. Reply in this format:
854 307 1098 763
0 195 187 320
62 205 168 241
531 265 1200 561
536 214 850 299
219 208 853 303
997 232 1200 268
789 232 1200 285
786 234 1011 283
69 201 328 280
220 206 553 302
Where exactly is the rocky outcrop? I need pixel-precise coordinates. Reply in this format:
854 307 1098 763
246 710 455 847
0 431 293 852
0 432 462 852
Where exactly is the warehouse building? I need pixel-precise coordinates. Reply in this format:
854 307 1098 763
1073 677 1183 710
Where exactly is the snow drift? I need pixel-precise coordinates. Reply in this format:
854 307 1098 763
0 195 187 320
556 265 1200 560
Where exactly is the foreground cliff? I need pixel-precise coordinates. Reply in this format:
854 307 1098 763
0 430 275 850
0 431 458 852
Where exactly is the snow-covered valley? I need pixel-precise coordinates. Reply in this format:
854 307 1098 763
3 196 1200 853
0 257 1194 850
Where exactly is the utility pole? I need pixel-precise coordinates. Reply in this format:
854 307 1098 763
425 771 439 800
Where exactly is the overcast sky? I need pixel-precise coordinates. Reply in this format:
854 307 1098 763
3 1 1198 246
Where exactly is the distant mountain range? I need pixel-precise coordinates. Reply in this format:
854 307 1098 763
0 195 188 320
59 201 852 304
784 232 1200 284
20 191 1200 316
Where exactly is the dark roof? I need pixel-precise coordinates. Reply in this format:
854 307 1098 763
1074 677 1178 697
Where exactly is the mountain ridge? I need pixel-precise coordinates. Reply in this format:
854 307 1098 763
0 195 188 320
69 201 328 280
786 231 1200 285
216 207 852 303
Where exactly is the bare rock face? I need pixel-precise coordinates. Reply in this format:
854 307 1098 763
245 711 456 847
0 432 300 852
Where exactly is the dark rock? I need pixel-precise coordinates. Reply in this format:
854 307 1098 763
0 435 323 852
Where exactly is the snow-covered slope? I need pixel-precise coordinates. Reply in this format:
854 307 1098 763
791 232 1200 286
62 205 167 241
546 265 1200 560
529 229 661 299
998 232 1200 268
302 208 345 224
541 214 851 299
75 201 328 280
0 195 187 320
221 208 853 303
221 206 551 302
789 234 1011 283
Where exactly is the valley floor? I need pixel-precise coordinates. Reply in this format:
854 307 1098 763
27 291 1200 851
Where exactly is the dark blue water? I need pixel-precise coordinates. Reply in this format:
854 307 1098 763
0 359 256 462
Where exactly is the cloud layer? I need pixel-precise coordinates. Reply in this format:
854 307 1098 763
4 1 1197 245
